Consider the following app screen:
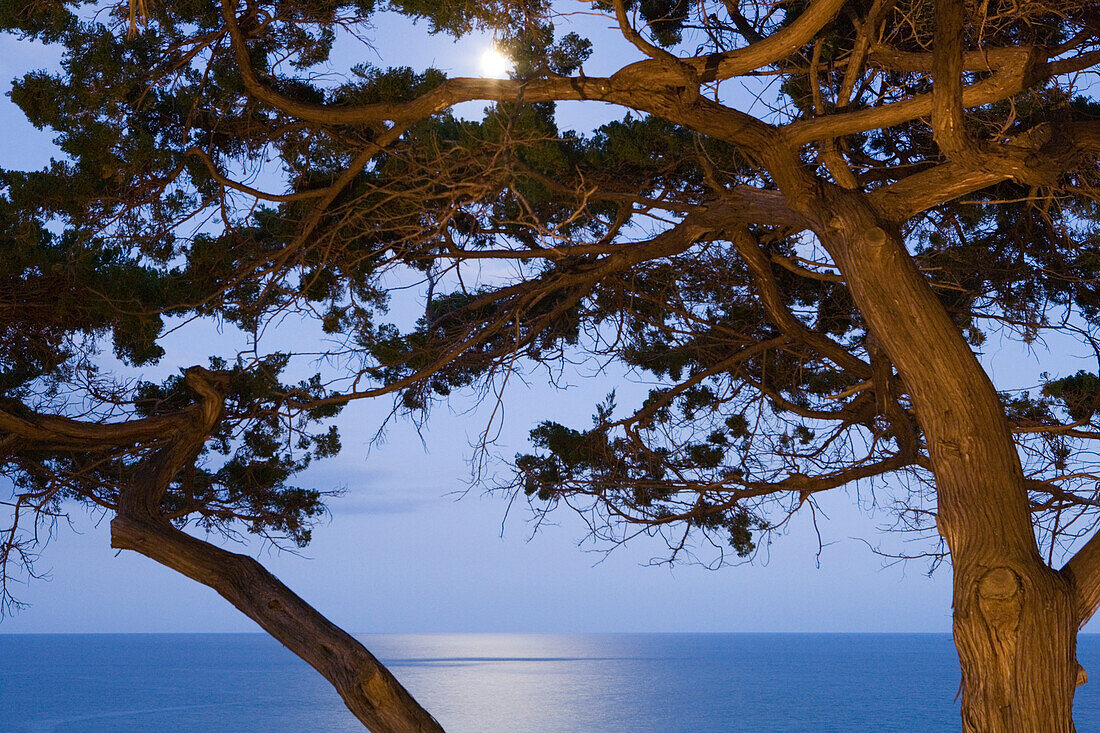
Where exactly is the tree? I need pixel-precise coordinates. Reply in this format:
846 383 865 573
4 0 1100 730
0 1 446 729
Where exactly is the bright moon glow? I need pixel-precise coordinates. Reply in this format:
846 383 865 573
480 46 512 78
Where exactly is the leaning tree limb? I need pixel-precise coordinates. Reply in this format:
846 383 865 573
1 367 444 733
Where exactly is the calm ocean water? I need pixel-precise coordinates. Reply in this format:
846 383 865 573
4 633 1100 731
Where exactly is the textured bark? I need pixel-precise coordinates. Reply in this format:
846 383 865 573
804 189 1081 731
953 564 1079 732
110 513 444 733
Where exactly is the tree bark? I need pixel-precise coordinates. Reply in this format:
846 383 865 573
807 189 1082 731
110 513 445 733
953 563 1079 732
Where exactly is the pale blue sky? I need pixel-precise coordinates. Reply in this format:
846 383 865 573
0 8 1081 635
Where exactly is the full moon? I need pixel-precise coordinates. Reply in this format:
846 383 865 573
479 46 512 78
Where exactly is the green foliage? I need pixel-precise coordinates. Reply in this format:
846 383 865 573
593 0 689 46
390 0 547 36
1 0 1097 572
1044 372 1100 422
547 32 592 75
128 355 344 545
636 0 690 45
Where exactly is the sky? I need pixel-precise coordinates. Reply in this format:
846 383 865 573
0 5 1086 636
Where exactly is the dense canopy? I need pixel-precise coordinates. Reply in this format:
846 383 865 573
4 0 1100 730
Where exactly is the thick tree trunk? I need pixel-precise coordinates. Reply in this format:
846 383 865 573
801 189 1084 730
111 512 444 733
953 560 1080 732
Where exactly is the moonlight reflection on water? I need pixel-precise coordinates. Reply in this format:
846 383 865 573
9 633 1100 731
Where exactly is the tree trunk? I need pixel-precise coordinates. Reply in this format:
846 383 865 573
801 189 1084 730
111 513 445 733
954 558 1080 732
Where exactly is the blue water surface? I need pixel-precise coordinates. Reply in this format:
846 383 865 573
3 633 1099 732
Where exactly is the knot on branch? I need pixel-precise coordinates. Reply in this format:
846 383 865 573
977 566 1024 631
862 226 888 249
359 666 398 711
972 565 1025 710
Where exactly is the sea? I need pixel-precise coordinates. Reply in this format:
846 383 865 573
4 633 1100 732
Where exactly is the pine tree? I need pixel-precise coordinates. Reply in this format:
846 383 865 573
4 0 1100 729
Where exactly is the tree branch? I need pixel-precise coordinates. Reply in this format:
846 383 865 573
729 229 871 377
110 514 444 733
102 368 443 733
784 46 1040 146
931 0 976 158
1062 531 1100 625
